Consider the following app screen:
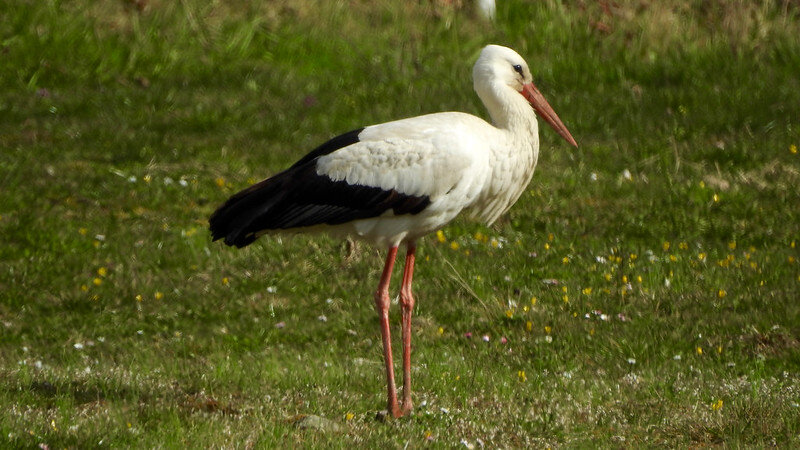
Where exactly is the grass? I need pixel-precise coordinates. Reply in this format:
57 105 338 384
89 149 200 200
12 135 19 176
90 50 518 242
1 0 799 447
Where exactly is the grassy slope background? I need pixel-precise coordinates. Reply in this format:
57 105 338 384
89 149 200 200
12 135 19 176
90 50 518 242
1 0 799 447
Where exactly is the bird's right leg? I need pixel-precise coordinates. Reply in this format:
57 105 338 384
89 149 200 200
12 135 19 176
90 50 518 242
374 246 402 418
399 243 416 415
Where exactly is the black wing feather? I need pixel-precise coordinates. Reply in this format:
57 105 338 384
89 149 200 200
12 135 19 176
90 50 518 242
209 129 430 248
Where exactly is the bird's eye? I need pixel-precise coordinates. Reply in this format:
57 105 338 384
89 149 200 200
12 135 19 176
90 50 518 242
512 64 524 76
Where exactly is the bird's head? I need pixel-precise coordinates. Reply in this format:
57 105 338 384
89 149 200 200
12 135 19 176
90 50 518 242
473 45 577 148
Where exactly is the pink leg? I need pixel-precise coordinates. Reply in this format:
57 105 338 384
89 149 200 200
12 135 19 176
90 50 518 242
400 243 416 414
374 246 402 418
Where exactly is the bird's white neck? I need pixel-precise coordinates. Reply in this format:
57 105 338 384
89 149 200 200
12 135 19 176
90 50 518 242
479 82 540 143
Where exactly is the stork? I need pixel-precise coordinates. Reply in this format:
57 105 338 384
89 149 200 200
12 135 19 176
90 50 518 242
209 44 577 418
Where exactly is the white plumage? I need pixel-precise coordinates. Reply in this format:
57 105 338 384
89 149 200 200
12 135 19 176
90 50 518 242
209 44 577 418
314 112 491 247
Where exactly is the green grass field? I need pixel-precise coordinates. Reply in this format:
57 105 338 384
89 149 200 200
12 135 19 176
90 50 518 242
2 0 799 447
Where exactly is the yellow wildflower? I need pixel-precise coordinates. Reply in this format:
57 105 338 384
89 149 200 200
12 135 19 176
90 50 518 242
531 296 537 306
345 413 354 421
718 289 726 298
517 370 527 382
711 399 723 411
135 294 143 302
92 277 102 286
449 241 460 250
790 144 797 154
215 177 226 188
697 346 703 355
222 277 229 286
582 287 592 295
436 230 446 243
505 309 514 319
154 291 164 300
663 241 670 251
544 326 552 334
525 321 532 332
97 267 107 277
438 327 444 335
713 194 720 202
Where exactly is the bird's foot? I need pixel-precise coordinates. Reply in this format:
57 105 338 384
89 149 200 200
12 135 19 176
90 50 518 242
401 400 413 416
375 404 405 421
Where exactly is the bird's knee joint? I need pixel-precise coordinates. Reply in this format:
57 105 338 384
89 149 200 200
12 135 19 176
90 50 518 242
374 290 391 313
400 291 415 310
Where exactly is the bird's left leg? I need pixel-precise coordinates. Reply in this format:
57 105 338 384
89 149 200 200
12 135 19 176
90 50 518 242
399 242 416 414
375 246 402 418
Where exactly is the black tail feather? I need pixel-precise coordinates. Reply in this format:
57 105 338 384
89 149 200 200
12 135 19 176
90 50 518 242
208 172 290 247
208 159 431 249
209 126 431 248
210 128 367 248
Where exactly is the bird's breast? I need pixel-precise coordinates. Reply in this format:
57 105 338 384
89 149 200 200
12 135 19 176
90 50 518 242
469 136 538 225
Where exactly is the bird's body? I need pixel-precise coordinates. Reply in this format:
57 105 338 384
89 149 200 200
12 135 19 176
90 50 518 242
212 110 538 248
210 45 577 418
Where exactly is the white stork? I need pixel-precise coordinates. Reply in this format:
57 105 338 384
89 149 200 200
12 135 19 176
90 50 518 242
209 44 577 418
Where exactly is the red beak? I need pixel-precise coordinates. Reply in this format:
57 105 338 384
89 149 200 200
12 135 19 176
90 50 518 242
521 83 578 148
